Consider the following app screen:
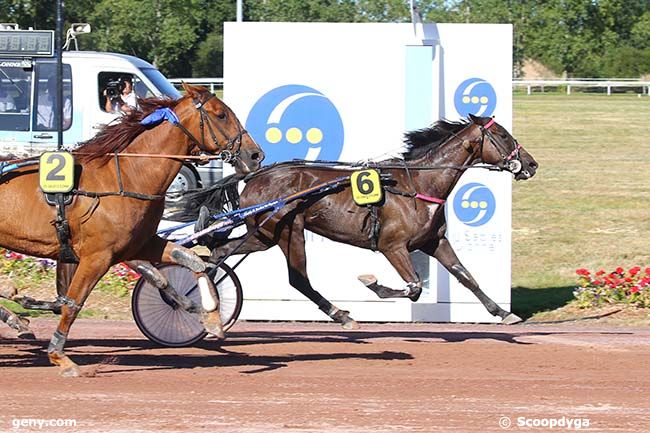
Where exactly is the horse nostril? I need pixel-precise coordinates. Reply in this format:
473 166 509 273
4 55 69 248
251 152 261 161
529 161 538 170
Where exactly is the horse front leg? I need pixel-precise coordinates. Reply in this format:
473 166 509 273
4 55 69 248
10 262 79 314
420 237 522 324
359 246 422 301
275 218 359 330
47 255 112 377
127 236 224 339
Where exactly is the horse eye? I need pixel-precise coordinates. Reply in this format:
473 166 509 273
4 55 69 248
216 111 226 120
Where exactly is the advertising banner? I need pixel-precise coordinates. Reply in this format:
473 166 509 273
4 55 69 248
224 22 512 322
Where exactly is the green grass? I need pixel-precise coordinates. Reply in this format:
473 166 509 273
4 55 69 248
511 93 650 316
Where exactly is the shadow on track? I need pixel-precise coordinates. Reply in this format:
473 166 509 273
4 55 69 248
0 328 632 374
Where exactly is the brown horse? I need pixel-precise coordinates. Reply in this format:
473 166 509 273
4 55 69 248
208 115 537 328
0 84 263 376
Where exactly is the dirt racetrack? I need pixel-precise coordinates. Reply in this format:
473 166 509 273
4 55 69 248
1 319 649 433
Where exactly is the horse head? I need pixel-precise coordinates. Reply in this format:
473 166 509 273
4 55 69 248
468 114 538 180
178 83 264 174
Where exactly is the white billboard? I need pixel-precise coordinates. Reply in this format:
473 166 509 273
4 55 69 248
224 22 512 323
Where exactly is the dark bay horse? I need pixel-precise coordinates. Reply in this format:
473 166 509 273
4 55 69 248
0 84 263 376
208 115 536 328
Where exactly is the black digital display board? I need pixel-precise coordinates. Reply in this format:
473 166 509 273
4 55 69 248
0 30 54 57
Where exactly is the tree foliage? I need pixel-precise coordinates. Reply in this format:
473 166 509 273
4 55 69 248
3 0 650 78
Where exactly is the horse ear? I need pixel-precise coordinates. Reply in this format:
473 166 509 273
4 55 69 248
468 113 479 123
182 82 202 99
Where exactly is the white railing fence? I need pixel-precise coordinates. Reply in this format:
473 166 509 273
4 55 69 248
513 79 650 95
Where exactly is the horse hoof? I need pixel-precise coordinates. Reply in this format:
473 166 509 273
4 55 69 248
501 313 523 325
208 329 226 340
201 310 225 339
17 330 35 340
358 274 378 286
204 322 225 340
342 319 360 330
408 286 422 302
204 322 226 340
0 283 17 299
60 365 82 378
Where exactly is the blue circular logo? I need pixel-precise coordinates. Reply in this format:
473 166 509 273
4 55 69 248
453 183 496 227
454 78 497 117
245 85 344 165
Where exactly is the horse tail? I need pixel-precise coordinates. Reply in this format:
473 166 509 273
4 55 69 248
165 173 242 222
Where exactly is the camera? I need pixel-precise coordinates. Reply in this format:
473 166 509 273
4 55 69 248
105 79 125 100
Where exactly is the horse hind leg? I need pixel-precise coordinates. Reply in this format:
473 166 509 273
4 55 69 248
359 247 422 302
0 280 34 338
277 218 359 330
127 258 224 340
128 236 228 339
0 305 34 339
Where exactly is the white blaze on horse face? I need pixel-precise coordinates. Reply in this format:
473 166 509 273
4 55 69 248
198 276 218 312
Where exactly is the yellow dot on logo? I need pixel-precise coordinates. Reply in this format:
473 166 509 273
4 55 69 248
306 128 323 144
286 127 303 144
480 96 488 104
470 201 479 208
462 96 471 104
471 96 479 104
461 200 470 209
265 127 282 144
479 201 488 209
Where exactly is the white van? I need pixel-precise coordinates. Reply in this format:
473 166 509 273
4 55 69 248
0 40 221 198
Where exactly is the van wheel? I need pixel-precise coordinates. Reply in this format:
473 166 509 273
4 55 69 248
166 165 198 202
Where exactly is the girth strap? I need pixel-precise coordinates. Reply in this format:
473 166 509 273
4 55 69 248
52 193 79 264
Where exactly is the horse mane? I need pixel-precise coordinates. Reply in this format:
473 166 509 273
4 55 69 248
400 119 470 161
73 96 181 164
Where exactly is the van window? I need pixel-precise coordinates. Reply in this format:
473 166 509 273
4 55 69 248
98 72 155 113
141 68 181 99
0 63 31 131
33 63 72 131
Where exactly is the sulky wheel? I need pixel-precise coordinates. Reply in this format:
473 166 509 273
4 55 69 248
132 262 243 347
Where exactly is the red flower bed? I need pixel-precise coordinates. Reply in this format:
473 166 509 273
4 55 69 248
574 266 650 308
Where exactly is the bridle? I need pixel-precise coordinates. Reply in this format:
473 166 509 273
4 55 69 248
476 118 523 174
172 93 248 164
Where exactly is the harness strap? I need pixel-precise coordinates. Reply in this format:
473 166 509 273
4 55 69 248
414 193 445 205
115 153 125 193
385 186 445 204
71 188 163 201
367 205 380 252
506 142 522 161
52 193 79 264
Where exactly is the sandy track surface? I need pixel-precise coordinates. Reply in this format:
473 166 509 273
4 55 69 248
1 319 649 432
